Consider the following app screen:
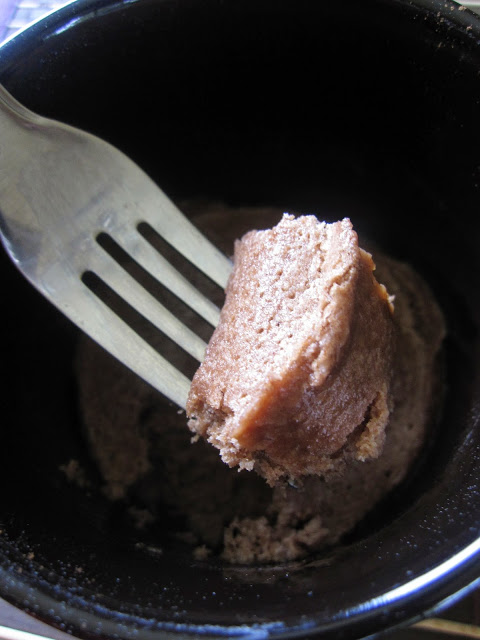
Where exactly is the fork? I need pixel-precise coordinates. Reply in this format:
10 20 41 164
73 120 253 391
0 85 232 409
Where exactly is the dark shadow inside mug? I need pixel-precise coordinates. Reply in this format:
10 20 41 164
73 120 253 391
0 0 480 638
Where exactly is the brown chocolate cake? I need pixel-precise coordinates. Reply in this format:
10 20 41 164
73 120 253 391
187 215 395 485
74 203 445 565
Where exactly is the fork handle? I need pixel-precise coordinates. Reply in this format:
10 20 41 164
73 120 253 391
0 85 39 124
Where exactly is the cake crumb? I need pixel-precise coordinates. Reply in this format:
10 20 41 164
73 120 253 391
193 545 212 561
59 459 90 489
128 506 155 530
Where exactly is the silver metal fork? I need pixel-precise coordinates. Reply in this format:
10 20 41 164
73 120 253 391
0 85 232 409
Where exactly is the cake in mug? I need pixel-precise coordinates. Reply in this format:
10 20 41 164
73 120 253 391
74 203 445 564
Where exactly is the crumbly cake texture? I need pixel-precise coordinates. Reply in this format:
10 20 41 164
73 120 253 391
75 203 446 565
187 215 395 485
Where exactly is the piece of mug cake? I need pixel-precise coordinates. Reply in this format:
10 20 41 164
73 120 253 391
187 215 396 485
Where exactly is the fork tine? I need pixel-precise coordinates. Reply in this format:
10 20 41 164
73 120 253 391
88 249 208 363
34 266 192 409
112 228 221 327
78 288 192 408
138 192 232 289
